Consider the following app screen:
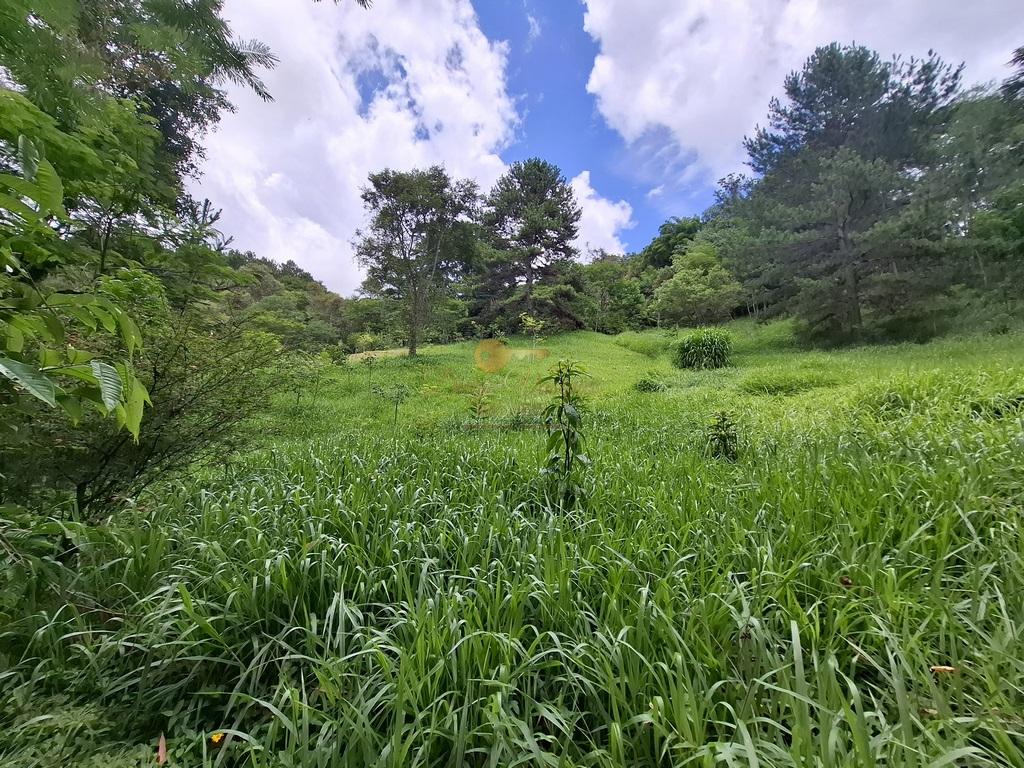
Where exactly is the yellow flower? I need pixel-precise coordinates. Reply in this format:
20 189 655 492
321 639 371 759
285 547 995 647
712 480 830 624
210 732 225 745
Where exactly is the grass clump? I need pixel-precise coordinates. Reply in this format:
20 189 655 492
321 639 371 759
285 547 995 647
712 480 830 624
672 327 733 369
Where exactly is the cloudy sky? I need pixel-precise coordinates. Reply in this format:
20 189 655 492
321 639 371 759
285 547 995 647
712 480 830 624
194 0 1024 295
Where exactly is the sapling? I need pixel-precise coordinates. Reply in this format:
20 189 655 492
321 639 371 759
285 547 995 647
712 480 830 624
538 359 590 509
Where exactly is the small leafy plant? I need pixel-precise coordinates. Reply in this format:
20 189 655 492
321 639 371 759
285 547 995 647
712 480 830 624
539 359 590 509
468 382 492 421
519 312 548 346
672 328 733 370
373 382 411 428
706 410 739 461
634 375 667 393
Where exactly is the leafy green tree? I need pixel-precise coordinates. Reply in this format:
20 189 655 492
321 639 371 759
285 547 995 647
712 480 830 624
356 167 479 356
581 253 645 333
1 0 277 178
654 243 742 327
722 43 968 342
634 216 701 269
0 136 150 440
745 43 962 176
483 158 581 316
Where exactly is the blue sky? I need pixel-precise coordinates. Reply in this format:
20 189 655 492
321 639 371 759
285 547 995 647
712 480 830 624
473 0 699 255
195 0 1023 295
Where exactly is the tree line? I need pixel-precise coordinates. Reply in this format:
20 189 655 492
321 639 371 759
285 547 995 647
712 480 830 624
349 43 1024 352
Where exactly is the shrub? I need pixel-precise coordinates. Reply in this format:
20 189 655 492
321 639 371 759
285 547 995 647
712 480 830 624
671 328 733 369
634 376 666 393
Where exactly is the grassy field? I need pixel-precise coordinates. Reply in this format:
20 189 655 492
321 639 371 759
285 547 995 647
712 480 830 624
3 320 1024 766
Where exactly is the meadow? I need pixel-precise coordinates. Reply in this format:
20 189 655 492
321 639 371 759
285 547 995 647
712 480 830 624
3 320 1024 766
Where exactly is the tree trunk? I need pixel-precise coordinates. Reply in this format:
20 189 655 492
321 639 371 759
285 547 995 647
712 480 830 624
843 261 862 333
408 320 418 357
524 254 534 311
407 292 420 357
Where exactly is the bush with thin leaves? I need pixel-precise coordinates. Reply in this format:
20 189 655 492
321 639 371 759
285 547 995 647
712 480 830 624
671 327 733 369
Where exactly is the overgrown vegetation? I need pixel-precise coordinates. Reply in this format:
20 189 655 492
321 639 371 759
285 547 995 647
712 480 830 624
1 2 1023 766
2 325 1024 766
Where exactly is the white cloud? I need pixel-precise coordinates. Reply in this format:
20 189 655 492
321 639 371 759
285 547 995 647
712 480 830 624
583 0 1024 191
570 170 634 256
193 0 516 294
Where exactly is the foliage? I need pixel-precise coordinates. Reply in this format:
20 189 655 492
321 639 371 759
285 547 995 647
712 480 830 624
0 136 150 440
2 325 1024 765
517 312 547 345
672 328 734 369
467 381 492 420
654 242 742 326
580 252 645 333
1002 44 1024 101
1 318 283 513
539 359 590 509
0 0 277 178
633 374 666 393
716 43 1023 344
634 216 701 269
705 410 739 460
479 158 582 327
356 167 478 356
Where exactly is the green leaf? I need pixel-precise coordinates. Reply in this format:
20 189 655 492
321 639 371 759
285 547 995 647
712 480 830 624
17 136 40 181
122 376 150 440
0 357 57 407
38 347 61 367
89 305 117 333
0 191 41 223
90 360 123 411
32 160 65 216
56 394 84 423
116 311 143 355
4 324 24 353
57 364 98 384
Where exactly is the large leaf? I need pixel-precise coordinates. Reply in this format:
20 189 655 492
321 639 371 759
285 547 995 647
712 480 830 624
0 357 57 407
90 360 123 411
116 311 143 355
32 160 65 217
0 191 41 223
121 376 150 440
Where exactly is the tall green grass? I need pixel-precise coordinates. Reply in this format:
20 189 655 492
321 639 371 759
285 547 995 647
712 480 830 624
2 324 1023 766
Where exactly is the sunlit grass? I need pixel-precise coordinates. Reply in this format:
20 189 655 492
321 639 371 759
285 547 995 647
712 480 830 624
2 321 1024 766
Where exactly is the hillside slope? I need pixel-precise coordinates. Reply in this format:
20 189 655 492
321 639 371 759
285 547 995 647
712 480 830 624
4 322 1024 766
